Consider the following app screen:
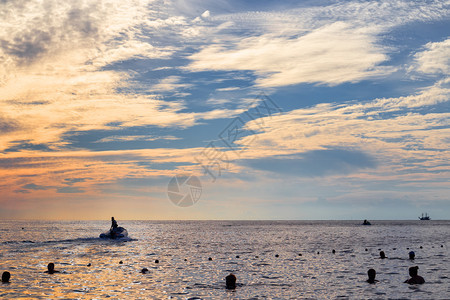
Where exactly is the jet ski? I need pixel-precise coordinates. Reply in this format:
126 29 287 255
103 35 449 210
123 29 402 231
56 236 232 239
99 226 128 239
362 219 371 225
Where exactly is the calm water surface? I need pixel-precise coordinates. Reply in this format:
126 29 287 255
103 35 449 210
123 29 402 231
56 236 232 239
0 220 449 299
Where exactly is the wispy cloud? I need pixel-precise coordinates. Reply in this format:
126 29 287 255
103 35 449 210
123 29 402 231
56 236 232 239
0 0 448 218
150 76 193 92
22 183 52 191
411 38 450 75
0 0 188 152
186 0 448 87
242 149 377 177
235 81 449 183
95 135 180 143
213 0 448 33
188 22 393 87
0 147 203 201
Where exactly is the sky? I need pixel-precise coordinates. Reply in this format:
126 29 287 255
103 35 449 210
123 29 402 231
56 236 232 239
0 0 449 220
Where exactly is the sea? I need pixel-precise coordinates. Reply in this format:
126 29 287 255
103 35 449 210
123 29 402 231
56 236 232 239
0 220 449 299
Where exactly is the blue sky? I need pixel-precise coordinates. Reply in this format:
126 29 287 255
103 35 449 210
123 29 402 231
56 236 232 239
0 0 448 220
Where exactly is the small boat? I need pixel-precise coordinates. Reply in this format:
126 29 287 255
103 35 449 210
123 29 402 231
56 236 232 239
362 219 371 225
419 213 430 220
100 226 128 239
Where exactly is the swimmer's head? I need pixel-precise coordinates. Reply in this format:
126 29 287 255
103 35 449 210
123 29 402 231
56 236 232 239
226 273 236 289
47 263 55 272
409 266 419 277
1 271 10 283
368 269 376 280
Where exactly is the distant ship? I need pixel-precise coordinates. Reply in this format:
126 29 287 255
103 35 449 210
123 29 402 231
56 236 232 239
419 213 430 220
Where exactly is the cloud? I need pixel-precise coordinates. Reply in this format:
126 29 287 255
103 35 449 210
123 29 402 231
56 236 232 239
0 1 170 74
186 0 449 87
0 0 192 153
63 178 88 185
196 108 246 120
0 116 20 134
206 98 233 105
187 22 393 87
201 10 210 19
412 38 450 75
0 147 205 199
0 1 259 154
57 186 84 194
150 76 193 92
4 141 54 153
95 135 180 143
22 183 51 191
242 149 377 177
216 87 240 92
213 0 448 33
228 81 449 184
0 30 52 64
0 0 448 218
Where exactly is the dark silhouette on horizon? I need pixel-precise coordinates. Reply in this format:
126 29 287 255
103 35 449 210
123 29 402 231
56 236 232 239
419 213 430 220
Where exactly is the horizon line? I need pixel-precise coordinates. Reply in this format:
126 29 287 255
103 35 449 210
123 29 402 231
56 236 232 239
2 218 448 222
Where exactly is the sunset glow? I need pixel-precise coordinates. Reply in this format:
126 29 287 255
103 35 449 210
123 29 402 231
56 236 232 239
1 0 448 220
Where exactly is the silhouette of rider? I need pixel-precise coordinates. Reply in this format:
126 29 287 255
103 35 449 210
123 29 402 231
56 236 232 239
111 217 118 230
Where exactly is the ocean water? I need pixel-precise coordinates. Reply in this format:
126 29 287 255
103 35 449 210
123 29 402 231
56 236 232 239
0 220 449 299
